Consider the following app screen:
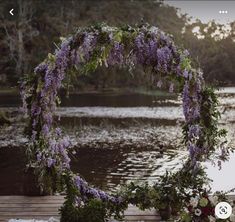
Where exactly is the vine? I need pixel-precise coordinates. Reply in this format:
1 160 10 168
21 23 231 221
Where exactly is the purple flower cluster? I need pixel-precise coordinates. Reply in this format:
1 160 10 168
134 33 146 64
35 134 71 169
50 37 72 92
107 41 124 66
34 63 48 74
80 32 97 61
188 124 201 138
70 49 78 65
182 81 201 123
47 157 56 168
133 28 182 78
26 32 102 175
22 24 214 205
182 70 205 162
74 175 122 205
156 46 172 72
31 102 41 116
182 81 191 121
26 37 74 170
31 54 72 168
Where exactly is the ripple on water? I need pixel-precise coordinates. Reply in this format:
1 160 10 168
1 88 235 194
73 147 187 192
56 106 184 120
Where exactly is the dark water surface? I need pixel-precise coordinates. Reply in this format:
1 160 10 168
0 145 184 195
0 146 27 195
0 91 176 108
0 88 235 194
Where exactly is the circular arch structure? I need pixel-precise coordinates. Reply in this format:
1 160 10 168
21 23 229 216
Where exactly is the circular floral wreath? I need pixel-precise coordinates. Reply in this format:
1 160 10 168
21 23 230 220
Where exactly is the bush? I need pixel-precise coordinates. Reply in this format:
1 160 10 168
60 199 108 222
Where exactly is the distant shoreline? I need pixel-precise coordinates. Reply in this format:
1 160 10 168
1 86 235 97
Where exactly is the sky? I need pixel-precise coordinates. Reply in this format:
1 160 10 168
205 151 235 194
166 1 235 24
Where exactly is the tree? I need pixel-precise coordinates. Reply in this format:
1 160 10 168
1 0 38 80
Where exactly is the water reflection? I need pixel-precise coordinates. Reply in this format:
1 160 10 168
0 88 235 194
72 147 186 192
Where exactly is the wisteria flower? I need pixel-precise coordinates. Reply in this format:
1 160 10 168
47 157 56 168
21 24 229 212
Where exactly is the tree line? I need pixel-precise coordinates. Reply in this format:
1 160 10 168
0 0 235 89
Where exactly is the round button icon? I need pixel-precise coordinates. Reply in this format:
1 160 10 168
215 202 232 219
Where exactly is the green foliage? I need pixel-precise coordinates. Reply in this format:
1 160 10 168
20 13 231 222
61 198 109 222
116 164 209 221
181 84 230 163
119 182 156 211
60 173 128 222
3 0 235 87
61 169 204 222
199 86 228 160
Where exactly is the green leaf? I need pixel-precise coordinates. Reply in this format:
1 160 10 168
47 53 56 62
181 57 191 70
101 46 110 61
181 212 192 222
114 31 123 42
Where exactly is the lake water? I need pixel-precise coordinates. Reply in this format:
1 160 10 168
0 88 234 194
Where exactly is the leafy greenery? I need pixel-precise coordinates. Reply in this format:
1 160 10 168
2 0 235 87
60 173 128 222
21 21 231 222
